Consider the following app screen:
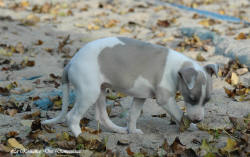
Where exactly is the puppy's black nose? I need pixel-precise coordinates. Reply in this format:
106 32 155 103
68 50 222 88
192 119 201 123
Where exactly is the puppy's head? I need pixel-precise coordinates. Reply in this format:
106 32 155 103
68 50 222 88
178 64 218 123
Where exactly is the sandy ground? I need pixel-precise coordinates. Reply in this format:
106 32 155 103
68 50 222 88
0 0 249 156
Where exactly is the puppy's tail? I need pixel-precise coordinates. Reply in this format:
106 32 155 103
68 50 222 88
42 66 70 125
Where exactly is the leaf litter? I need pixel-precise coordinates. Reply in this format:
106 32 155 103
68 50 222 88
0 0 249 156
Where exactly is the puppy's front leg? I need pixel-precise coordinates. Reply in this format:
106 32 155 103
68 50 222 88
156 89 183 124
159 97 183 124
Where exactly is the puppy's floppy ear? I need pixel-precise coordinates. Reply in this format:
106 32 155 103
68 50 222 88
204 64 219 77
178 67 198 90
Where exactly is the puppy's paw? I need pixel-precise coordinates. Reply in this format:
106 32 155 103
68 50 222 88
129 129 144 134
115 127 129 134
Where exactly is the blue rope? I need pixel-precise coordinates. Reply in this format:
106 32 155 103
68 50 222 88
168 3 250 24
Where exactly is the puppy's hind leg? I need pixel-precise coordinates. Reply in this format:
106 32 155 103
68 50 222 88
67 87 100 137
95 91 128 133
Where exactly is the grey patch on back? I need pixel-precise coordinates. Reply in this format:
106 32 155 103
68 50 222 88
98 37 168 91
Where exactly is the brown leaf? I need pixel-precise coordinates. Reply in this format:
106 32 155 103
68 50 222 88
7 131 19 138
31 119 42 131
22 110 40 120
80 117 90 127
224 87 235 98
34 40 43 46
229 116 247 130
170 137 186 154
58 35 70 53
0 87 10 96
126 146 134 156
157 19 170 27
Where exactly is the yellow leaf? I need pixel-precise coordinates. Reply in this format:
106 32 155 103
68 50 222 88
218 9 225 15
0 0 5 7
231 72 239 85
196 53 206 62
235 32 247 40
104 19 118 28
200 139 210 152
221 138 237 153
117 92 127 98
21 0 29 7
87 24 100 30
63 132 70 141
7 138 25 150
198 19 217 27
120 27 131 34
74 23 85 28
191 3 198 8
154 6 165 12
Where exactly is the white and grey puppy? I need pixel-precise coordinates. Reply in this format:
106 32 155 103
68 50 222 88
42 37 218 137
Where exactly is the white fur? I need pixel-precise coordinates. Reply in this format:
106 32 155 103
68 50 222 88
43 38 210 137
186 84 206 121
127 76 154 98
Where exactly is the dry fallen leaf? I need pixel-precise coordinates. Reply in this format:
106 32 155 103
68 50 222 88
0 0 5 7
231 72 239 86
235 32 247 40
170 137 186 154
87 23 100 30
22 110 40 119
126 146 135 156
198 19 219 27
220 138 237 154
7 138 25 150
120 27 131 34
104 19 118 28
157 19 170 27
7 131 19 138
0 144 12 153
196 53 206 62
20 0 29 8
236 68 248 75
224 87 235 98
23 14 40 26
34 40 43 46
179 115 191 132
15 42 24 53
7 109 18 117
0 87 10 96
